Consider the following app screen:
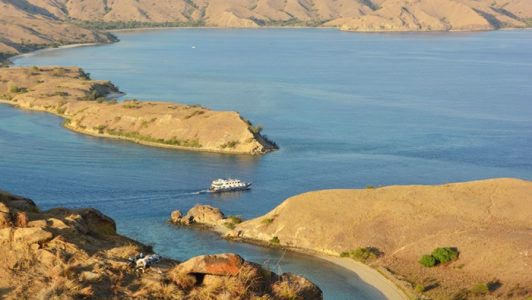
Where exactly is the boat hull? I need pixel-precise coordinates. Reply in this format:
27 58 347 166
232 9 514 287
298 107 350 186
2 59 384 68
209 183 251 193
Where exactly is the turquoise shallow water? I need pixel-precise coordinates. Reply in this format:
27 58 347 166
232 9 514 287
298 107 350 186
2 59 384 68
3 28 532 299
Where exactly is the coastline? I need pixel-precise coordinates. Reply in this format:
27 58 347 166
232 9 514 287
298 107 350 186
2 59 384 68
4 24 531 65
180 222 409 299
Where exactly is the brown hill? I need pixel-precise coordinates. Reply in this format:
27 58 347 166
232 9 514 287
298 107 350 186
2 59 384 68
0 66 277 155
0 189 322 299
230 178 532 298
1 0 531 60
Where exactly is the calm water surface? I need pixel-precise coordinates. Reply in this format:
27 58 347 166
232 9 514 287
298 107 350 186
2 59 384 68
3 28 532 299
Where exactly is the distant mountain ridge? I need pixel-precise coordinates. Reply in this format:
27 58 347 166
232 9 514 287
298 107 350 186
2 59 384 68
1 0 531 59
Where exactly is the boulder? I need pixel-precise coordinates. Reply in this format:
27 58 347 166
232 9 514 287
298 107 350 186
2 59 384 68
173 253 245 276
183 205 225 225
79 271 102 283
0 202 10 213
272 273 323 300
170 210 183 224
14 211 29 227
77 208 116 235
13 227 53 245
0 212 12 229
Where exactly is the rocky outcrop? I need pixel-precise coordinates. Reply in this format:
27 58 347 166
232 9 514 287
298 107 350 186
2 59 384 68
171 205 225 226
172 253 322 299
0 189 322 299
0 66 277 155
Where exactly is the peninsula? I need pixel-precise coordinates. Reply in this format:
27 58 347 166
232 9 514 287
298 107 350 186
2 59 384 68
0 66 277 155
0 189 322 299
171 178 532 299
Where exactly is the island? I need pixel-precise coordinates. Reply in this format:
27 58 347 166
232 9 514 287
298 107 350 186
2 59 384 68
170 178 532 299
0 189 322 299
0 66 277 155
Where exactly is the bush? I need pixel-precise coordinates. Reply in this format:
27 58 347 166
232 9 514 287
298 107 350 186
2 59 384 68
415 283 425 293
261 218 274 225
10 86 28 93
470 283 489 295
431 247 459 264
227 216 242 224
270 236 280 245
223 222 236 230
419 255 437 267
419 247 459 267
341 247 382 262
250 125 263 134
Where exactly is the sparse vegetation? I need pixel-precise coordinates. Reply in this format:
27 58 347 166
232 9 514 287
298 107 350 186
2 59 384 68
250 125 263 134
419 254 438 267
419 247 459 267
340 247 382 263
72 20 206 30
261 217 274 225
105 129 202 148
223 222 236 229
219 140 240 149
470 283 489 295
270 236 280 245
227 215 243 224
10 85 28 93
122 101 142 109
415 283 425 293
184 110 205 119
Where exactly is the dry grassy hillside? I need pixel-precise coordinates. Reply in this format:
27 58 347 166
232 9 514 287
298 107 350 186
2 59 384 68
0 66 277 154
1 0 531 60
232 178 532 299
0 0 116 60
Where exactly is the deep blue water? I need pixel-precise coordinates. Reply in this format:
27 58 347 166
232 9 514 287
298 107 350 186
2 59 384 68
3 28 532 299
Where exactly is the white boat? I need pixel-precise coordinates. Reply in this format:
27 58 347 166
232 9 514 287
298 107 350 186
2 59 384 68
209 178 251 192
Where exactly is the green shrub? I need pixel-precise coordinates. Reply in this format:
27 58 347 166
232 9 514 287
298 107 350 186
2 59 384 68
419 247 459 267
470 283 489 295
250 125 263 134
53 91 69 97
261 218 274 225
223 222 236 230
227 216 242 224
431 247 459 264
419 255 437 267
9 86 28 93
415 283 425 293
270 236 280 245
341 247 382 262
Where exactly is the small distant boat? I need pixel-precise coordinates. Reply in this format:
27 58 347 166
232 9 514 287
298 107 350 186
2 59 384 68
209 178 251 193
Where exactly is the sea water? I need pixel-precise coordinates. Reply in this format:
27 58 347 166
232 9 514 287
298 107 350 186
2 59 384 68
3 28 532 299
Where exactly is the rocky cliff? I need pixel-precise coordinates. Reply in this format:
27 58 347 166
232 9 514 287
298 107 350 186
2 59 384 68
0 66 277 155
0 189 322 299
225 178 532 299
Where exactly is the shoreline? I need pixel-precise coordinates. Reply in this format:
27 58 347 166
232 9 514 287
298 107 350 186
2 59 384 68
181 222 409 299
231 237 410 300
4 25 531 65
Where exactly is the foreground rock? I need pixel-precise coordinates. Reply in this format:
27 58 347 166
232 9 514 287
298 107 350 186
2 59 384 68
215 178 532 299
0 189 321 299
0 67 277 155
